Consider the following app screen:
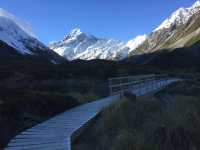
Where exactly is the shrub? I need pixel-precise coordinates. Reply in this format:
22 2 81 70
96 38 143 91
73 81 200 150
123 91 137 102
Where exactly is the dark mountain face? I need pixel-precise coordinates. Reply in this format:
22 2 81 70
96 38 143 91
0 40 66 81
0 40 21 57
0 40 65 64
127 41 200 70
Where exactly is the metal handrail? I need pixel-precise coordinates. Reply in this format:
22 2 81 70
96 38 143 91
108 74 169 96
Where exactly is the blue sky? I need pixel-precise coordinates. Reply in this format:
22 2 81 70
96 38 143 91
0 0 197 44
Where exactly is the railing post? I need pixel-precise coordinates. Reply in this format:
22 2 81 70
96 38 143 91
120 77 123 98
108 79 112 96
140 79 143 95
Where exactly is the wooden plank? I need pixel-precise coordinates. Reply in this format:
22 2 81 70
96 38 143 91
6 77 179 150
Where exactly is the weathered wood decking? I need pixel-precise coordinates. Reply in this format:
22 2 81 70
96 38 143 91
5 77 179 150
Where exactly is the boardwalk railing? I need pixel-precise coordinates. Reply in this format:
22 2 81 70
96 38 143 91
108 74 170 96
6 74 180 150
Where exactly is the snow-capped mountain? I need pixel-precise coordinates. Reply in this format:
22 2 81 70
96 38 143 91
2 1 199 62
154 1 200 32
50 28 131 60
51 1 200 61
126 35 147 52
50 28 148 60
0 8 64 63
0 8 35 38
131 0 200 55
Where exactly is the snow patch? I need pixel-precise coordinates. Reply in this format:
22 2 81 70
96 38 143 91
0 8 35 38
0 9 51 56
126 35 147 51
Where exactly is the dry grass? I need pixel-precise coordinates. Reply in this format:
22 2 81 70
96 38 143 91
73 80 200 150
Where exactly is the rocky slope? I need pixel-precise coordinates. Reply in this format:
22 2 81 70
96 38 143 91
131 1 200 55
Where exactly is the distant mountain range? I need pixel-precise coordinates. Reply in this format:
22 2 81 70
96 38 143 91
0 1 200 64
49 28 148 60
50 1 200 60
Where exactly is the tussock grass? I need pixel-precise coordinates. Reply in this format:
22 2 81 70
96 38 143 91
0 75 106 149
73 81 200 150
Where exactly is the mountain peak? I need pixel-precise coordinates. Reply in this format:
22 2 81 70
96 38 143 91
69 28 82 36
50 28 129 60
64 28 83 40
192 0 200 8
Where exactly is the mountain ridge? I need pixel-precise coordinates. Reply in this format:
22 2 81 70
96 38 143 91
0 8 64 63
49 28 132 60
50 1 200 61
130 0 200 56
1 1 200 62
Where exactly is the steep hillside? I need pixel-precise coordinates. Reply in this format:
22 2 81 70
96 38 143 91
127 41 200 70
130 1 200 56
0 8 64 63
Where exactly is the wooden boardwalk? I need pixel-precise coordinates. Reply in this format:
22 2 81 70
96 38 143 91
5 77 179 150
